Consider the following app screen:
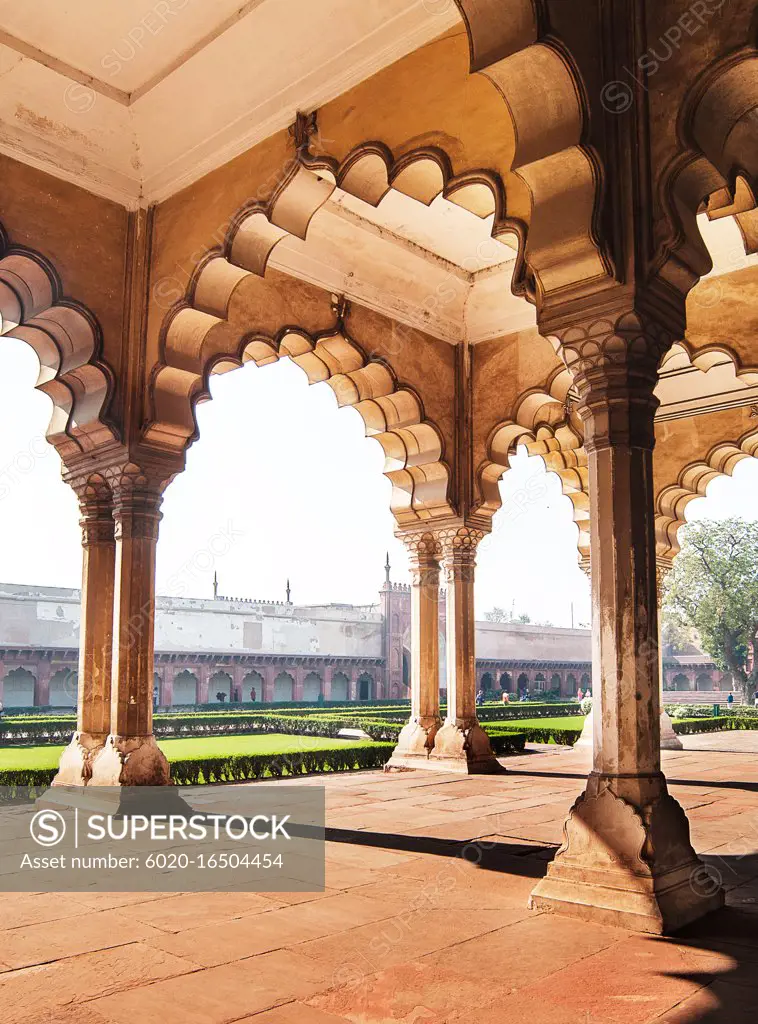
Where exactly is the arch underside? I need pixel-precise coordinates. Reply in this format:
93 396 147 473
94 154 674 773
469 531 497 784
0 225 116 461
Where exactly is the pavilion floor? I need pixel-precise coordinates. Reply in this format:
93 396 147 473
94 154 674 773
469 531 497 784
1 736 757 1024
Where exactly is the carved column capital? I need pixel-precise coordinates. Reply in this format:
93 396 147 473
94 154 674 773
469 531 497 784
436 526 485 584
70 473 114 547
399 530 442 585
549 307 680 452
106 462 173 542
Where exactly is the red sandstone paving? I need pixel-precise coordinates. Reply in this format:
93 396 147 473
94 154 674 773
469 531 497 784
295 907 515 975
2 739 758 1023
147 892 407 968
240 1003 351 1023
91 949 335 1024
0 892 90 930
124 891 285 932
0 907 170 969
0 943 197 1024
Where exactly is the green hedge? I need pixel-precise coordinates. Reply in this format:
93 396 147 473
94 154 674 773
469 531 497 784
0 742 396 799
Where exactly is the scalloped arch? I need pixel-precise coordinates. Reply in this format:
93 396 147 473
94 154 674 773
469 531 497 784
655 427 758 562
0 224 117 460
659 45 758 294
477 364 589 560
147 257 453 525
453 0 608 303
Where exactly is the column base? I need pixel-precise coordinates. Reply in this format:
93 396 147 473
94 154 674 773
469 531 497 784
529 772 724 934
660 710 684 751
87 734 171 786
427 720 506 774
52 732 106 786
385 717 440 771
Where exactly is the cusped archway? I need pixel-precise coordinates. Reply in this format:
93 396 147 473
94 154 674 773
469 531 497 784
0 225 117 461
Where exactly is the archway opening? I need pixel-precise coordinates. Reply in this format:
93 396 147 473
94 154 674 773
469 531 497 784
244 671 264 702
49 668 77 708
303 672 322 701
358 673 374 701
173 671 198 706
331 672 349 702
3 667 35 708
274 672 294 702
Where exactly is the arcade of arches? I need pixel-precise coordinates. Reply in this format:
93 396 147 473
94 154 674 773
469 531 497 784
4 0 758 933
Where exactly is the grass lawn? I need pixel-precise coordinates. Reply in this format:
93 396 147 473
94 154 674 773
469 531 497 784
0 733 373 772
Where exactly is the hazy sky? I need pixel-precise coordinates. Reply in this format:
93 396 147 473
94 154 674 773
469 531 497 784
1 337 757 627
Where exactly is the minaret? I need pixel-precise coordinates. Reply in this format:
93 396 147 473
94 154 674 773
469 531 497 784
213 572 218 599
384 552 391 585
286 578 291 604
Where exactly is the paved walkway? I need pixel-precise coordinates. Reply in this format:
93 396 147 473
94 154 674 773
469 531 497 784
1 735 757 1023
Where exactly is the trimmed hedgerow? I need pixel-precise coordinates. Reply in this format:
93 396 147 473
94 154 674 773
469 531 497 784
0 742 395 799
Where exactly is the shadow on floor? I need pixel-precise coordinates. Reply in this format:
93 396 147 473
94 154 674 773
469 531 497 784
653 904 758 1022
321 825 554 877
505 767 758 794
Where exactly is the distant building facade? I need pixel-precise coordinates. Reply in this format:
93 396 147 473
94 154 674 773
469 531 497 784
0 579 723 708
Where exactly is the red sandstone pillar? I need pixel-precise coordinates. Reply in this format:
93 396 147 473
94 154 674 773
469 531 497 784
34 661 51 707
293 667 305 702
323 666 333 701
263 666 275 703
88 462 174 786
197 665 210 704
530 306 723 932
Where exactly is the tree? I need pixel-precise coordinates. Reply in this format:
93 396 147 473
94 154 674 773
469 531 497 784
484 607 509 623
664 518 758 699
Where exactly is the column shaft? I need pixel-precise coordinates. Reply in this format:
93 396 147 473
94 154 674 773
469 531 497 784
386 533 442 767
89 465 170 786
54 475 116 786
430 527 500 773
531 310 722 931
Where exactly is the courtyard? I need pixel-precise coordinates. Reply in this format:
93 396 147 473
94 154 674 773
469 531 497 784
1 734 756 1024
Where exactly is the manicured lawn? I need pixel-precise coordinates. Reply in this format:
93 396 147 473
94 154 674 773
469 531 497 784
0 733 373 772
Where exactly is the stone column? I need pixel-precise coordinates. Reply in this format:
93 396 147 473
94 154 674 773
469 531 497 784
201 665 214 704
293 667 305 702
34 661 51 707
54 475 117 786
386 532 442 768
323 665 333 701
162 669 175 707
657 560 683 751
262 666 275 703
89 464 170 786
348 675 357 702
530 309 723 932
430 526 500 773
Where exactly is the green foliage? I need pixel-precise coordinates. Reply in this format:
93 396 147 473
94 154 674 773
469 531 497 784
665 518 758 698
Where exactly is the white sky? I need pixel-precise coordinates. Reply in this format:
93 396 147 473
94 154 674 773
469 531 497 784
1 337 757 627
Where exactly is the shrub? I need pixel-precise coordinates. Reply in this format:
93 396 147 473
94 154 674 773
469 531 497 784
580 696 593 715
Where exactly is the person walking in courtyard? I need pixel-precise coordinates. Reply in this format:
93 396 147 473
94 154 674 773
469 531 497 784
501 689 510 704
727 691 734 707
